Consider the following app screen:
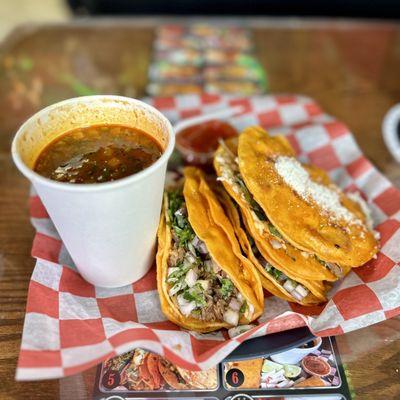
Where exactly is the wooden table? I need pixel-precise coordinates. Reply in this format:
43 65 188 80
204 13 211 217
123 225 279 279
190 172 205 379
0 18 399 399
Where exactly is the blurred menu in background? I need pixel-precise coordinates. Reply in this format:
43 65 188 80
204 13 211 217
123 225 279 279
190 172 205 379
146 23 268 96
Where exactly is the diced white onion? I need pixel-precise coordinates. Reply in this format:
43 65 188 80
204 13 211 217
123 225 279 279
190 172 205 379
295 284 309 297
177 295 197 316
283 279 297 293
185 269 197 287
169 282 184 297
248 303 254 315
191 236 208 254
296 285 308 297
186 254 196 264
280 273 288 281
174 209 184 217
223 308 239 326
259 258 271 271
204 260 213 271
168 267 179 276
301 252 309 258
261 381 279 388
277 380 292 388
212 259 221 273
187 242 196 255
270 239 283 249
291 290 305 301
197 280 210 291
192 236 201 247
267 369 286 381
253 219 265 234
228 324 255 338
229 298 241 311
237 293 243 302
198 241 208 254
326 262 343 278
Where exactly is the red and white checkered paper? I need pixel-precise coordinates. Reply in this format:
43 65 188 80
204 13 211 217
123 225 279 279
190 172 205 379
17 94 400 381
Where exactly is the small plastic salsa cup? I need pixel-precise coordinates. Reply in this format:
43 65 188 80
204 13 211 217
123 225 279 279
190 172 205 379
175 120 237 166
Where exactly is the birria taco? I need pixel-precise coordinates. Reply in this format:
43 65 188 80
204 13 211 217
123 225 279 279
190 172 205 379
216 187 324 304
214 128 378 305
157 166 264 332
214 137 329 304
237 126 379 267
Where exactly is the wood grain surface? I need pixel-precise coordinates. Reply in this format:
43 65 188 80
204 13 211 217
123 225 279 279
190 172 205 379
0 18 399 399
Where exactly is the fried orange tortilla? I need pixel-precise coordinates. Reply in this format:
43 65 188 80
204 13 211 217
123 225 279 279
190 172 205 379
214 137 337 281
217 186 325 304
156 167 263 332
214 137 335 303
225 358 263 389
238 126 379 266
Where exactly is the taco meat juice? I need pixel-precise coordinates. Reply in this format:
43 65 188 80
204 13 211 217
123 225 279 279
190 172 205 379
34 124 163 183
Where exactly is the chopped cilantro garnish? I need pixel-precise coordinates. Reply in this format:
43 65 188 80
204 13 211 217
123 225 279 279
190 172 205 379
172 225 195 247
174 212 186 228
166 262 190 284
239 301 247 314
183 284 206 306
268 224 283 239
236 176 266 221
167 190 195 248
220 278 234 299
315 256 328 267
270 267 282 280
247 234 255 247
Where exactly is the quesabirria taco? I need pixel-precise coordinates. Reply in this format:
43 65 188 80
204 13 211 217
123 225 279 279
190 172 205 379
214 127 378 305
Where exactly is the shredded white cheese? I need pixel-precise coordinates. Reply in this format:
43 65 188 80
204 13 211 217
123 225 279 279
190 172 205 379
347 192 374 229
274 156 361 225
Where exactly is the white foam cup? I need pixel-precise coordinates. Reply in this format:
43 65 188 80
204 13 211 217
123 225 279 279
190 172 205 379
12 95 174 287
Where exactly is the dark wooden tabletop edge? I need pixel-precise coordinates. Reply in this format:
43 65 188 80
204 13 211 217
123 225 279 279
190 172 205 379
2 15 400 51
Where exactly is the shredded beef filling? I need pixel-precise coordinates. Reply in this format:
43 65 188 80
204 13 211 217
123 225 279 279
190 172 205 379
166 189 247 324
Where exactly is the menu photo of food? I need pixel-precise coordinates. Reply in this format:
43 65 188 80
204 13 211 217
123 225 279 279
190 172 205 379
147 23 268 96
94 338 351 399
223 337 341 391
98 348 218 393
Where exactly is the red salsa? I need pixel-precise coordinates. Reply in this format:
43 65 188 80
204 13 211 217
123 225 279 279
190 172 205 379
34 124 162 184
301 356 331 377
176 120 237 154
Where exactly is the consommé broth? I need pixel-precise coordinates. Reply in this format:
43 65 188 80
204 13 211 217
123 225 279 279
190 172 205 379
34 124 163 183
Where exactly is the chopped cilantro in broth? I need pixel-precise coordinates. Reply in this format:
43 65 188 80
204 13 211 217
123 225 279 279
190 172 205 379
166 189 246 324
34 124 162 183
